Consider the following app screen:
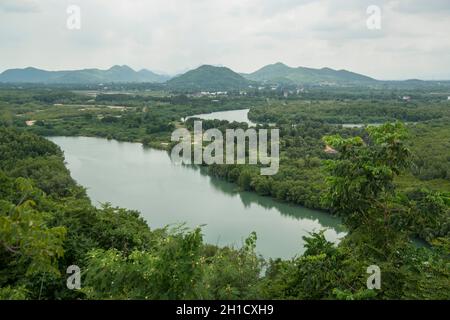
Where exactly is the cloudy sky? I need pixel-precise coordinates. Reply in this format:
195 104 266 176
1 0 449 79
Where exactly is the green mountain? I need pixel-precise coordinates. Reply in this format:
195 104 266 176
0 63 378 87
167 65 252 91
0 65 170 84
243 62 376 85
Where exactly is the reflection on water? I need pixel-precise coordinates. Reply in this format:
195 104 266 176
195 165 345 229
49 136 346 259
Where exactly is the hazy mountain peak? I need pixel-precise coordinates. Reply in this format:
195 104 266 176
109 65 135 72
197 64 228 71
24 66 42 71
273 62 290 67
0 65 169 84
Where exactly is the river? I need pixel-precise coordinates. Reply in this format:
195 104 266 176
49 136 345 259
184 108 257 126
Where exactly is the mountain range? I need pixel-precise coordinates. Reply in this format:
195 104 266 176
241 62 375 85
0 63 377 89
0 65 170 84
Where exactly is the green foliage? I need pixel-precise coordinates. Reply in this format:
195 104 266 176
323 122 411 230
260 234 372 300
0 177 66 300
408 121 450 181
399 189 450 241
249 99 449 124
302 230 336 257
0 286 28 300
198 232 263 299
82 227 204 299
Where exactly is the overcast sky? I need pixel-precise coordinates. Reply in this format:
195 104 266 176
1 0 449 79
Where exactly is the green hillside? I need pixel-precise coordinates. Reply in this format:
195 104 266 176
244 62 376 85
167 65 252 91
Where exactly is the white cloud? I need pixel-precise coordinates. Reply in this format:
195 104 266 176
0 0 449 79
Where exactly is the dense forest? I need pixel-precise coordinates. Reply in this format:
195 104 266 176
0 86 449 299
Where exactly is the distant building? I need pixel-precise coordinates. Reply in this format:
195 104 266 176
194 91 228 97
25 120 36 126
447 96 450 100
402 96 411 101
324 145 337 154
107 106 126 111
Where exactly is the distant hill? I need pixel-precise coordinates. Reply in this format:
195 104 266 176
0 65 170 84
167 65 252 91
242 62 376 85
0 62 381 88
